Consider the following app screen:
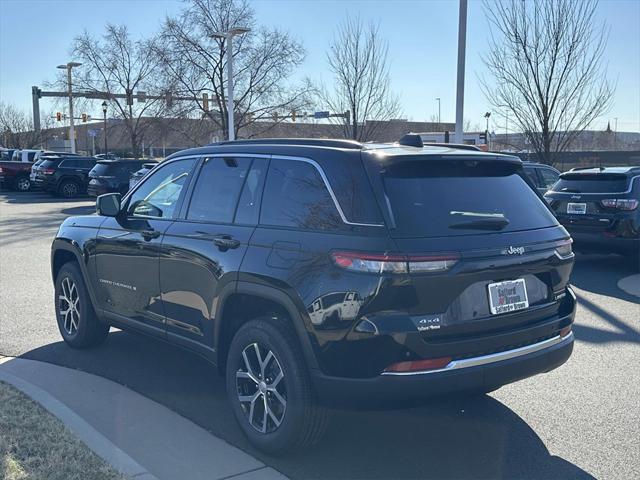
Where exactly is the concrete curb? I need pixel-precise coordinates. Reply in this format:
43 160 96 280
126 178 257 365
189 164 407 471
617 274 640 298
0 362 157 480
0 357 288 480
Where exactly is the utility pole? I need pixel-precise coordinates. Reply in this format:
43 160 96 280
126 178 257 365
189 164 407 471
102 102 108 154
211 27 251 141
57 62 82 153
436 97 441 124
454 0 468 144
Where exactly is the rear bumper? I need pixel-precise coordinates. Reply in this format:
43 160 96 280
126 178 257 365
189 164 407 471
87 184 110 197
313 331 574 408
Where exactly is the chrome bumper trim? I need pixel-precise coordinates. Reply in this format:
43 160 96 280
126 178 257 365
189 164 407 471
381 331 574 376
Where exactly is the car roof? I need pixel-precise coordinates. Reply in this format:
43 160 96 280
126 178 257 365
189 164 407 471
563 166 640 176
167 138 521 165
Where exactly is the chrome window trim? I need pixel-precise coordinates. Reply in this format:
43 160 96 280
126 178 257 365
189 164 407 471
381 331 574 376
549 175 640 195
172 152 386 227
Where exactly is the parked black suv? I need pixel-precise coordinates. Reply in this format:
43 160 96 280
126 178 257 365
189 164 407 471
34 155 97 198
51 139 576 454
88 159 153 197
545 166 640 255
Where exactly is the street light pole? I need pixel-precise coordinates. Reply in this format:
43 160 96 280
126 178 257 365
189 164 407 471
211 27 250 141
57 62 82 153
102 101 108 154
436 97 441 124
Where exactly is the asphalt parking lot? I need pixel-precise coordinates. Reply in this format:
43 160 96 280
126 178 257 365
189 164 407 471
1 190 639 480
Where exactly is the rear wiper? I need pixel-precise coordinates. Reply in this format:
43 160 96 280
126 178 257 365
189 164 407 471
449 211 510 231
560 188 581 193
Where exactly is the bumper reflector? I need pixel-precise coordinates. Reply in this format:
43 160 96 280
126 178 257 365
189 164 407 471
560 325 572 338
384 356 453 373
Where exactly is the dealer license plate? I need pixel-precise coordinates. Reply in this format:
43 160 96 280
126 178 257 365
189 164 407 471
488 279 529 315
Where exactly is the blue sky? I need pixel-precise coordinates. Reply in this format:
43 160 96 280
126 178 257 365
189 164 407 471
1 0 638 133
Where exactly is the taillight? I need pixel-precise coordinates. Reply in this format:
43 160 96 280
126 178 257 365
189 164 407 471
601 199 638 210
384 356 453 373
330 251 459 274
42 168 55 175
554 239 573 259
0 167 3 173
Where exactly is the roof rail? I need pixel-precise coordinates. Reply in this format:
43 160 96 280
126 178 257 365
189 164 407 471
210 138 363 149
569 166 605 172
421 142 482 151
397 134 483 151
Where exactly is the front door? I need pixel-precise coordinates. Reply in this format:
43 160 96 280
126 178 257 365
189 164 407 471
94 157 198 335
160 156 268 351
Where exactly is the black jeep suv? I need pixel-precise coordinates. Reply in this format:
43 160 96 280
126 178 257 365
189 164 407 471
545 166 640 256
35 155 97 198
51 139 576 454
88 159 154 197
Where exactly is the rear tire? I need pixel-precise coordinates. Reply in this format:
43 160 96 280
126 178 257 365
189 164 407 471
54 262 109 348
58 179 80 198
13 175 31 192
226 317 328 455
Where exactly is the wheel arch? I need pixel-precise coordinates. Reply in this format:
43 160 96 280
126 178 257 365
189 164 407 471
51 239 101 316
215 281 320 374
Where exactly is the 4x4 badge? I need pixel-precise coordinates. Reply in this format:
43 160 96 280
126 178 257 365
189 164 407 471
505 246 525 255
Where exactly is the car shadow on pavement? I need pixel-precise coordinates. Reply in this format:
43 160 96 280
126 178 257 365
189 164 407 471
571 253 639 302
0 190 92 204
20 331 594 480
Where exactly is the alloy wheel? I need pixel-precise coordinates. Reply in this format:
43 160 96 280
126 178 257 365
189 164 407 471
62 183 78 198
16 178 30 191
236 342 287 434
59 277 80 335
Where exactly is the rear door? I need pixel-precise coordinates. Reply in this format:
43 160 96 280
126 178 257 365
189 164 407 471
159 155 268 350
368 158 571 338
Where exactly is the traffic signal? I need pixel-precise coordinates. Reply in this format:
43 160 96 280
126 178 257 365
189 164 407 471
81 113 87 122
56 112 62 122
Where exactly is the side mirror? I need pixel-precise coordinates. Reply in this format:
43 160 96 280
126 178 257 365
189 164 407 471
96 193 121 217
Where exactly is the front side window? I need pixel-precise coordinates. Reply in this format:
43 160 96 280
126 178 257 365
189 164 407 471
260 159 343 230
127 158 196 219
187 157 252 223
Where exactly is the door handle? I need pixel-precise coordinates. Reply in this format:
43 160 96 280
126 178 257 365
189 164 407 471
141 229 160 241
213 235 240 250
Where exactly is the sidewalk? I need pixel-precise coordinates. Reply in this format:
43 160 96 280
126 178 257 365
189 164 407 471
0 356 287 480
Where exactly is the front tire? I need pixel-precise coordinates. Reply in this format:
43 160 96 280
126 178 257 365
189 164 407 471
226 317 328 455
55 262 109 348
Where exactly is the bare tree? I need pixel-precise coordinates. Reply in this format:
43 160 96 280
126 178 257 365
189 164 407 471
481 0 613 165
71 25 164 156
321 16 401 142
0 102 53 149
156 0 310 140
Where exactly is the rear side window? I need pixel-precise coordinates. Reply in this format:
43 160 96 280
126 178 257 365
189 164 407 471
187 157 252 223
382 162 557 237
552 174 630 193
539 168 559 189
260 159 343 230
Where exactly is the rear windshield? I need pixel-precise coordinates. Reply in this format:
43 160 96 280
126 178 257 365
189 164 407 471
382 162 557 237
552 174 630 193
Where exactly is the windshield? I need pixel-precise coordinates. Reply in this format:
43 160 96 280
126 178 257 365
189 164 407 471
382 162 557 237
552 174 630 193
